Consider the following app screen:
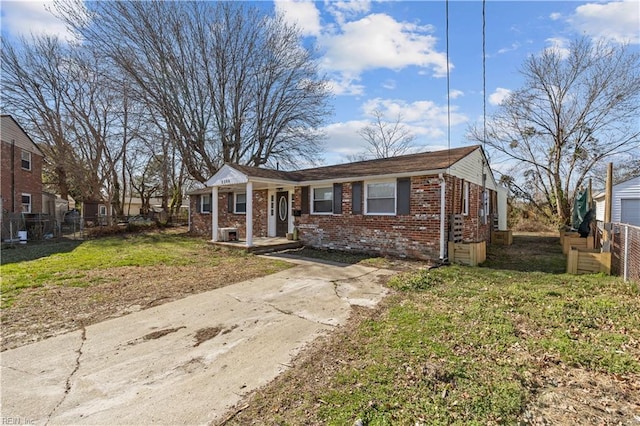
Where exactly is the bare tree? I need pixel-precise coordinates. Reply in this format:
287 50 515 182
1 36 78 201
469 37 640 224
357 110 416 159
55 1 330 181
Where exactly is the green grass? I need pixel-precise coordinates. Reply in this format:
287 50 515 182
1 232 231 307
234 234 640 425
310 266 639 424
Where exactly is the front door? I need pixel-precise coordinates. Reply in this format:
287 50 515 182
276 191 289 237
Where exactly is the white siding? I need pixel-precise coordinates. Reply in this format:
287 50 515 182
449 148 499 191
594 177 640 224
613 177 640 224
0 116 43 155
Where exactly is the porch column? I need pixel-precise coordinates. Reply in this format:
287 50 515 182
211 186 219 242
246 181 253 247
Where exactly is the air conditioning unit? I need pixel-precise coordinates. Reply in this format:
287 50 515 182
219 227 238 242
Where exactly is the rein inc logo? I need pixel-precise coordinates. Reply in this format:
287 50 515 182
1 418 35 425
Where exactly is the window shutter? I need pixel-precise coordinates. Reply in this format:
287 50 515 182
397 178 411 215
352 182 362 214
333 183 343 214
227 192 234 213
301 186 310 215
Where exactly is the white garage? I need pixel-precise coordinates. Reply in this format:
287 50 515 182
595 176 640 226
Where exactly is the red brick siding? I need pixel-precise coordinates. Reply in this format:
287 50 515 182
293 175 492 260
0 142 43 213
189 190 269 238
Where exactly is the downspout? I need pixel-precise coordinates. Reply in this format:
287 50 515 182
439 173 446 260
11 140 15 212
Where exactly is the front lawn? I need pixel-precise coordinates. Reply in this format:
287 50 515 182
0 229 291 350
227 234 640 425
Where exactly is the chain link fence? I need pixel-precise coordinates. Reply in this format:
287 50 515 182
611 223 640 283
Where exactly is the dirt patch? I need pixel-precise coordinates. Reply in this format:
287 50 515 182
143 327 186 341
1 254 290 351
193 327 223 347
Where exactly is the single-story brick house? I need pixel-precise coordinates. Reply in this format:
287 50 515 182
189 145 507 260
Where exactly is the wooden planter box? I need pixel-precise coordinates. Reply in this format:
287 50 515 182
491 230 513 246
566 248 611 275
562 235 594 255
559 230 579 246
448 241 486 266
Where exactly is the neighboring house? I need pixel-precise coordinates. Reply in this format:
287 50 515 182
1 115 46 239
121 196 189 217
190 145 507 260
595 176 640 226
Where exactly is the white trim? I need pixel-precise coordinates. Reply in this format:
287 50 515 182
211 187 218 241
288 192 294 234
246 182 253 247
21 150 32 171
364 180 396 216
463 181 469 216
21 193 32 213
298 169 448 187
234 192 247 214
200 193 212 213
267 190 276 237
311 185 333 215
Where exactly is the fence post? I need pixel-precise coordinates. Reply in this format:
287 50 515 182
624 224 629 282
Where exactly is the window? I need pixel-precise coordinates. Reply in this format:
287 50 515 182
312 186 333 214
366 181 395 215
235 193 247 213
99 205 107 216
462 181 469 216
200 194 211 213
21 150 31 170
21 194 32 213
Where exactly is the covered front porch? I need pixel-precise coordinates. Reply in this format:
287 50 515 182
205 164 299 249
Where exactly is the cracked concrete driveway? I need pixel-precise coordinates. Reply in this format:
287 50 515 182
1 256 394 425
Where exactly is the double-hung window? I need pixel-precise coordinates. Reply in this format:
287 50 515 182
312 187 333 214
21 150 31 170
21 194 32 213
235 193 247 214
365 181 395 215
200 194 212 213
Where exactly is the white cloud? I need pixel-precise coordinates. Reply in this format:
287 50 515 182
274 0 322 37
544 37 571 59
319 13 449 79
489 88 512 106
0 1 76 41
325 0 371 26
495 42 521 56
327 75 365 96
449 89 464 100
549 12 562 21
382 79 396 90
570 0 639 44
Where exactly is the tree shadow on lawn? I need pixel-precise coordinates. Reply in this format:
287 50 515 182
1 238 83 265
481 232 566 274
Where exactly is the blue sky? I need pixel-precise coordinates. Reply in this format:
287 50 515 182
2 0 639 167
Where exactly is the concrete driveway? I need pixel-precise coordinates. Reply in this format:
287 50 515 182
1 256 394 425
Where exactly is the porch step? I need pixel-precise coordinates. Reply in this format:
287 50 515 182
248 241 303 254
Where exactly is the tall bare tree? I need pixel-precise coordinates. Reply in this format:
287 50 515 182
469 37 640 224
55 1 331 181
357 109 416 159
1 36 78 200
